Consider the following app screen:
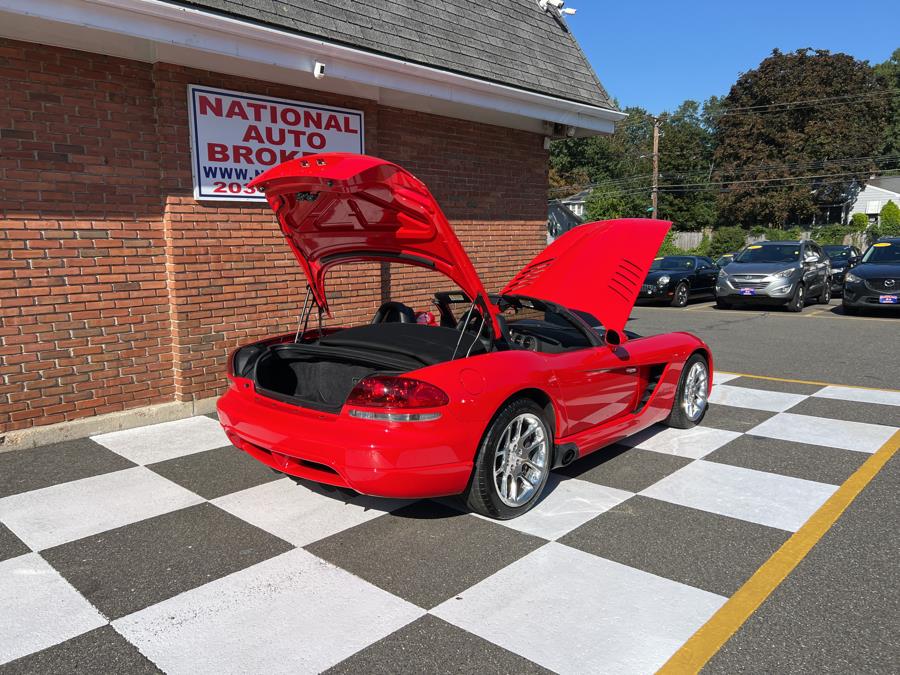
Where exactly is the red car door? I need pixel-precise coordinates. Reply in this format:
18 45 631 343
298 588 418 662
549 347 640 436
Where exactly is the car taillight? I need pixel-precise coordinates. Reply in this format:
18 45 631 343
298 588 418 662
346 376 449 409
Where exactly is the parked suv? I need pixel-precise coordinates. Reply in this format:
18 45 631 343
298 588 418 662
842 237 900 314
715 240 832 312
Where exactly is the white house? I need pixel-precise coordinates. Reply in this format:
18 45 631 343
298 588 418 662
848 177 900 223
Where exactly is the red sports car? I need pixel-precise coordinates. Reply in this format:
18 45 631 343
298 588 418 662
217 154 713 519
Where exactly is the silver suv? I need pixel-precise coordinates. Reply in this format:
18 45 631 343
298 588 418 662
715 240 832 312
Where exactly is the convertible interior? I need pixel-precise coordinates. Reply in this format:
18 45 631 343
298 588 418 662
236 292 616 412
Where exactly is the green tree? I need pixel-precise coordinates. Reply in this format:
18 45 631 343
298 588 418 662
708 226 747 258
712 49 888 227
874 48 900 160
874 199 900 238
549 105 654 203
584 185 647 220
657 100 719 229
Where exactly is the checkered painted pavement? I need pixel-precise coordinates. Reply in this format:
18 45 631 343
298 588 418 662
1 373 898 674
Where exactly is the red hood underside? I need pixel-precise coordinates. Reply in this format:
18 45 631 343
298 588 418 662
249 153 488 314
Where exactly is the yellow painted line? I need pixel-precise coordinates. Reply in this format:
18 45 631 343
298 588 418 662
718 371 900 394
658 428 900 674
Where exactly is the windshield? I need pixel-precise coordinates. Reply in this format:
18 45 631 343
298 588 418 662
715 255 733 266
860 242 900 264
823 246 851 261
734 244 800 264
649 257 695 271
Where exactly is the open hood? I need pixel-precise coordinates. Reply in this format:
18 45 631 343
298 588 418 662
501 219 672 335
249 154 489 314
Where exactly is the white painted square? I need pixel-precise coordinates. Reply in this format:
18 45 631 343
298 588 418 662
631 425 742 459
640 460 836 532
812 385 900 408
0 553 106 665
709 384 807 412
749 412 897 454
92 416 230 464
0 467 203 550
212 478 410 547
433 542 725 675
712 372 740 385
113 549 423 674
484 475 632 541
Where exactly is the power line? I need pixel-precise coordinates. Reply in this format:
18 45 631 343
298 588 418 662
550 154 900 195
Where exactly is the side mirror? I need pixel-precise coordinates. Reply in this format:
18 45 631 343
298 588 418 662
605 329 621 347
804 255 818 264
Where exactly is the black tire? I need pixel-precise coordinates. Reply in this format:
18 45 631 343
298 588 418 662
818 280 831 304
670 282 689 307
787 283 805 312
715 297 732 309
665 353 710 429
465 398 553 520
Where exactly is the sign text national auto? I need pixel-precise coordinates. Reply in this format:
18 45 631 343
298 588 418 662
187 85 365 201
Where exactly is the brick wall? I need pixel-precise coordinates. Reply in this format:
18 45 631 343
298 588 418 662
0 39 549 435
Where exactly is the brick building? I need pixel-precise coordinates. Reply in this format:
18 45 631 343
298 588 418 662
0 0 621 446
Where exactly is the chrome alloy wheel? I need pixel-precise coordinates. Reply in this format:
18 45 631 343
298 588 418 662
675 284 688 305
493 413 548 507
682 360 709 422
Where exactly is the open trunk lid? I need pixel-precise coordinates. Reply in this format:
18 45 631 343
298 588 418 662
248 153 489 314
501 218 671 335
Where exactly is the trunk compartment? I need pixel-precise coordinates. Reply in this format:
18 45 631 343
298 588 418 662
240 323 486 413
254 348 401 413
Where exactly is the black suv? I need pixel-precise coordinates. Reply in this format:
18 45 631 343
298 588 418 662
842 238 900 313
823 244 861 296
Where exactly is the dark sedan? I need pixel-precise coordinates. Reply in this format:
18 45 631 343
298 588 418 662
842 238 900 314
823 244 861 296
639 255 719 307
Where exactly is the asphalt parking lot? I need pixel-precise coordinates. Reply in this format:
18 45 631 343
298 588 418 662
0 304 898 674
631 298 899 389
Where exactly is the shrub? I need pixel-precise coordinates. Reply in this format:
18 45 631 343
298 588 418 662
709 226 747 258
851 212 869 230
812 224 854 245
873 200 900 239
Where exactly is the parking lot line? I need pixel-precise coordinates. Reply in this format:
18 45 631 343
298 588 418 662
717 371 900 394
657 428 900 674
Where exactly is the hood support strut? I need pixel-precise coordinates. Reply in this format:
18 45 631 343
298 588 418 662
294 286 325 343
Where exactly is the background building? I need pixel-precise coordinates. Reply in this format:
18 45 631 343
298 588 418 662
0 0 621 444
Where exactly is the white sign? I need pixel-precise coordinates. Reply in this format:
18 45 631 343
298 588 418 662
187 85 365 201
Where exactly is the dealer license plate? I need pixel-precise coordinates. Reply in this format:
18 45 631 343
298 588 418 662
879 295 898 304
739 288 756 296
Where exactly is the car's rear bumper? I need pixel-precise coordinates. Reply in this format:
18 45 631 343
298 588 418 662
217 386 475 499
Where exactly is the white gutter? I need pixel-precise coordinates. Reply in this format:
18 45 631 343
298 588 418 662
0 0 624 134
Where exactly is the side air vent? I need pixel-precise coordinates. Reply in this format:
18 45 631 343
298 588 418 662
505 258 555 291
607 258 642 301
635 364 666 413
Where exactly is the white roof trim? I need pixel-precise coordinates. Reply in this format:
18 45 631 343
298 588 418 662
0 0 625 135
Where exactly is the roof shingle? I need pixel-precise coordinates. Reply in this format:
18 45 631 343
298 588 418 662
165 0 614 109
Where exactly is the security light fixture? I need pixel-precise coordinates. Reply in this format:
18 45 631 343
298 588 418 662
538 0 576 28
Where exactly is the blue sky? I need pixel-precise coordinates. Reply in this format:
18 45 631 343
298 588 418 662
568 0 899 115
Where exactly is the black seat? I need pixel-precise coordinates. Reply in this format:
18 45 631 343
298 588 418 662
371 301 417 324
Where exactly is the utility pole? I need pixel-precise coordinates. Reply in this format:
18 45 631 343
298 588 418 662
650 116 660 219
